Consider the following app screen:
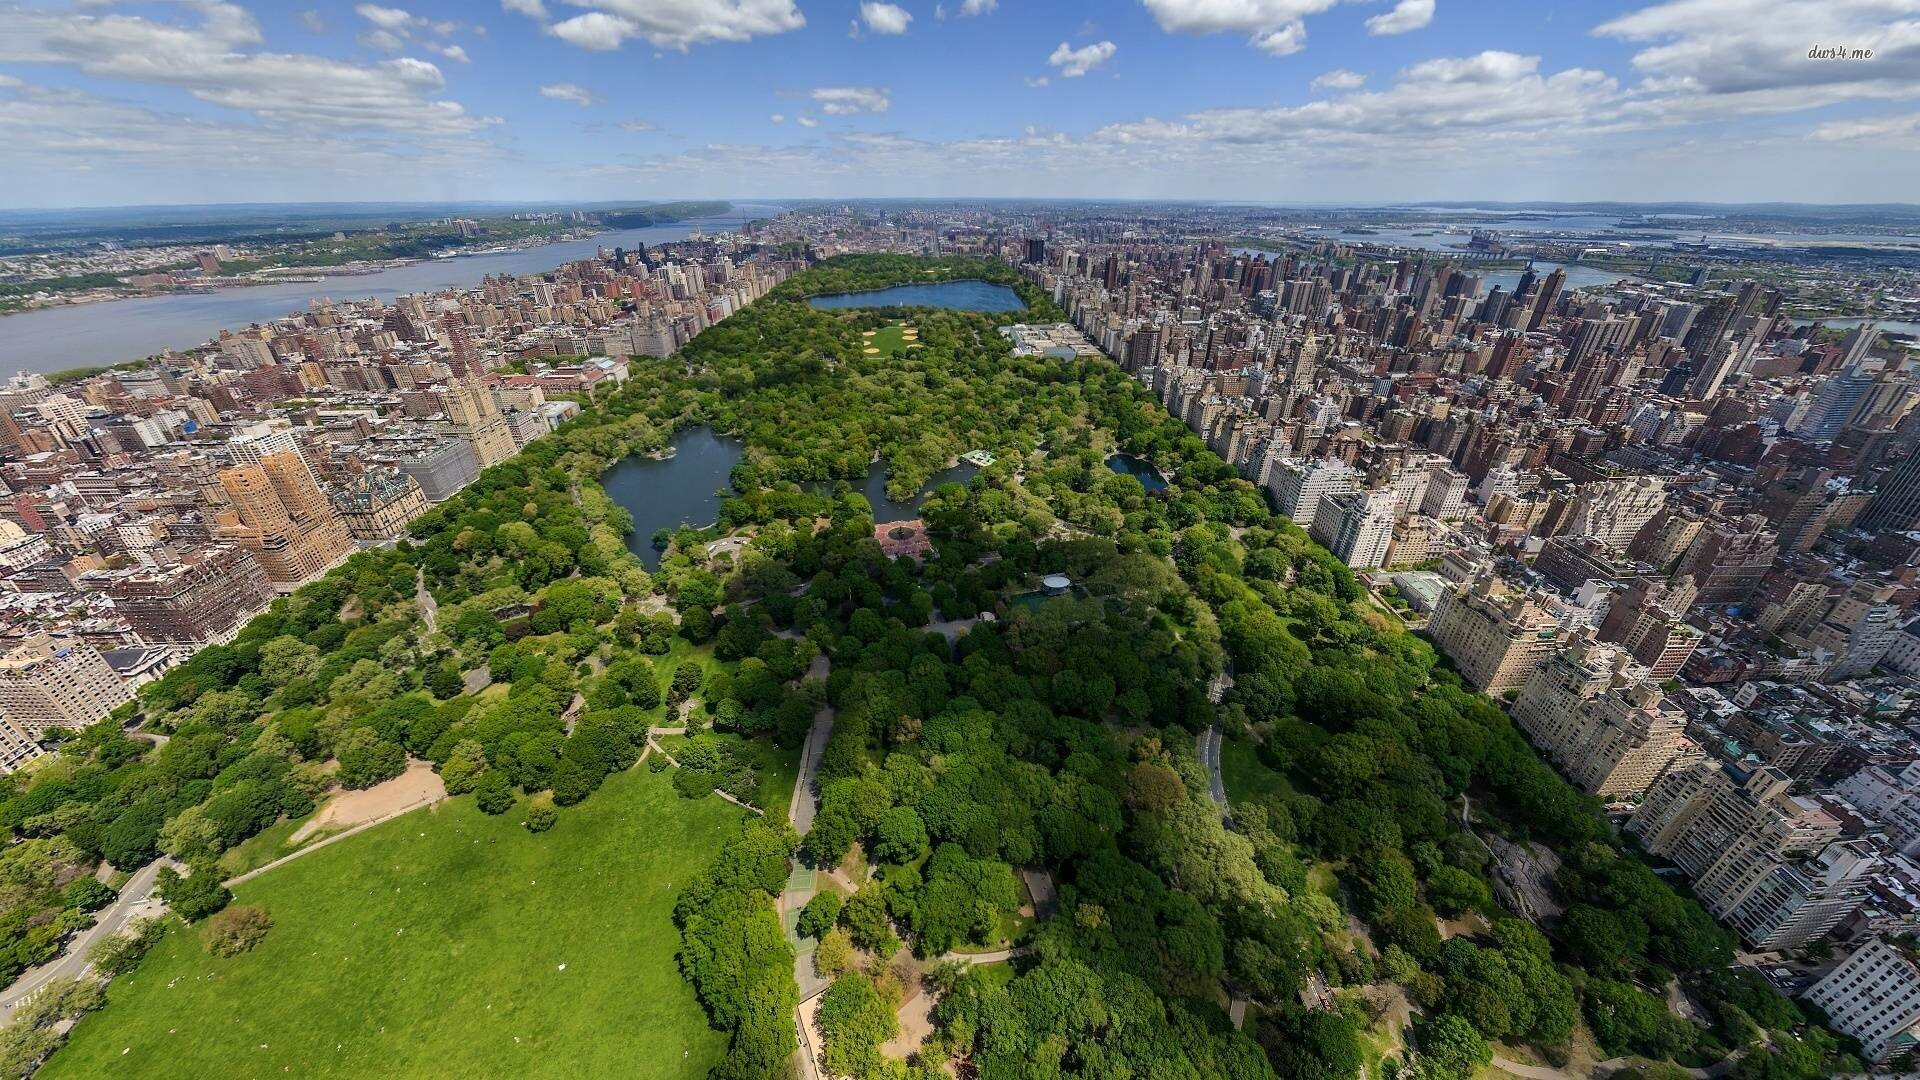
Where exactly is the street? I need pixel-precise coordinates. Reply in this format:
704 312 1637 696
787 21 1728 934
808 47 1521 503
0 859 170 1025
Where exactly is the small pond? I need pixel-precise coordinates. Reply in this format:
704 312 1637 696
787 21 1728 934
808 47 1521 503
809 460 980 520
1106 453 1169 492
602 427 745 570
807 279 1025 312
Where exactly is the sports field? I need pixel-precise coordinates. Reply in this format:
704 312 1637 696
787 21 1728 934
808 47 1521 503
860 322 916 356
44 767 742 1080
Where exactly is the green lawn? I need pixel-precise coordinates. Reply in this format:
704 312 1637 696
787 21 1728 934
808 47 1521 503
860 323 913 356
1219 737 1294 804
46 767 741 1080
214 811 327 878
654 731 800 821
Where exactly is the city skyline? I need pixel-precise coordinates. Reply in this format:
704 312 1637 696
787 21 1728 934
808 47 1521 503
3 0 1920 208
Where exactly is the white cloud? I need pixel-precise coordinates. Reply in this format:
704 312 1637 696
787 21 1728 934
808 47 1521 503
1048 40 1116 77
810 86 891 114
1251 22 1304 55
1094 50 1619 168
0 2 492 139
1025 75 1050 87
296 10 328 32
1310 68 1366 90
1594 0 1920 119
0 77 504 205
548 12 635 50
356 4 419 32
532 0 806 51
539 82 601 106
360 27 405 51
861 2 912 34
1139 0 1338 54
1366 0 1434 35
1811 111 1920 145
798 115 819 127
960 0 996 13
428 42 470 62
617 118 657 131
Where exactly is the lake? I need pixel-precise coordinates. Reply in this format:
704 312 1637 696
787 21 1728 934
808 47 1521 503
1106 453 1168 492
0 205 780 375
602 427 744 570
807 279 1025 312
809 459 979 520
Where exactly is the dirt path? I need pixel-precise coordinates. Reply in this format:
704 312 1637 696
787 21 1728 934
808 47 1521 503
885 982 938 1060
289 760 446 844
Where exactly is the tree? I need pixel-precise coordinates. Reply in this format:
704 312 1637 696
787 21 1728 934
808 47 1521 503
336 726 407 789
816 927 855 978
259 635 321 687
1126 761 1187 812
525 796 557 833
1424 866 1491 917
798 890 845 940
101 802 166 870
1258 1004 1365 1080
870 806 929 865
157 864 231 922
817 973 898 1079
1415 1015 1491 1080
475 770 516 815
85 916 167 976
440 739 488 794
201 905 273 957
62 878 116 913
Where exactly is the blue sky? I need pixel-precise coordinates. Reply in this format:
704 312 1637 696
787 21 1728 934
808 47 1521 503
2 0 1919 207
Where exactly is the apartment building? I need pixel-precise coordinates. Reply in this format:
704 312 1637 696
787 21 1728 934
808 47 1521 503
0 633 133 740
1512 633 1697 798
1803 938 1920 1062
1630 764 1874 949
1426 575 1563 694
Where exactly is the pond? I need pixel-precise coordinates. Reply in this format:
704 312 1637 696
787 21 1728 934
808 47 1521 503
601 427 744 570
809 459 979 520
1106 453 1168 492
808 279 1025 312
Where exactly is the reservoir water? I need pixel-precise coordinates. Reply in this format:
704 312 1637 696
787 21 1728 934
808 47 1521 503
0 205 780 376
1106 453 1168 492
807 280 1024 312
602 427 745 570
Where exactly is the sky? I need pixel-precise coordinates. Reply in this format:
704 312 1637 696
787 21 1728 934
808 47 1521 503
1 0 1919 208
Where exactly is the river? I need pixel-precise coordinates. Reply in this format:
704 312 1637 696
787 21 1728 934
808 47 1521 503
0 204 782 375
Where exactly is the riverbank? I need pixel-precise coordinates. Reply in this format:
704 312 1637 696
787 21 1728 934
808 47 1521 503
0 207 776 375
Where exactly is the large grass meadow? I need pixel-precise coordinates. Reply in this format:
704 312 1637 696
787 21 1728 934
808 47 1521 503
45 768 743 1080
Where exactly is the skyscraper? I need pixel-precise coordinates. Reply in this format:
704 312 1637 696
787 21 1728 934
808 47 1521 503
1792 366 1874 441
1861 452 1920 533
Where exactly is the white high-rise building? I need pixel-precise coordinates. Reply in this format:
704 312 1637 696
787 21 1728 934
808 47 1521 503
1310 489 1396 570
1803 938 1920 1062
1265 457 1360 527
1836 762 1920 859
1421 467 1470 521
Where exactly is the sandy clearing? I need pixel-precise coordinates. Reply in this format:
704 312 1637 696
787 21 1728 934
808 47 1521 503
291 759 446 843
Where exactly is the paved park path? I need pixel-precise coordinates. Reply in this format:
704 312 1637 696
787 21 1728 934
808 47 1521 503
226 786 443 888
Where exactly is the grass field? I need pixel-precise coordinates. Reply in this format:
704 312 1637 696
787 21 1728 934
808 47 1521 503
214 811 326 878
45 767 742 1080
861 323 912 356
1219 737 1295 804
